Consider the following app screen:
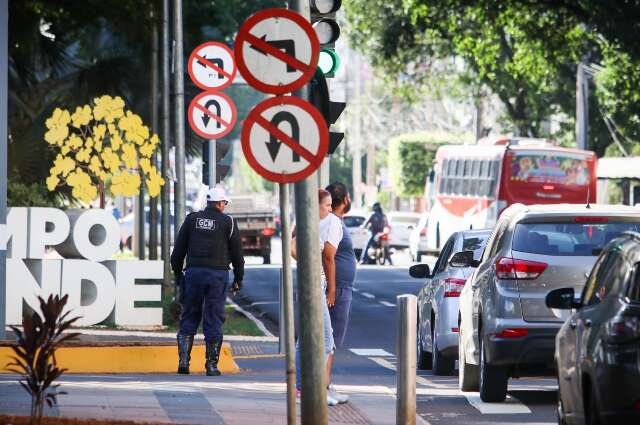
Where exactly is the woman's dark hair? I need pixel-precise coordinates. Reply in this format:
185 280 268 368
325 182 348 210
318 188 330 203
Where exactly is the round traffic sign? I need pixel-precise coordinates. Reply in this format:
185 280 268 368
187 41 237 91
242 96 328 183
234 8 320 95
187 91 237 139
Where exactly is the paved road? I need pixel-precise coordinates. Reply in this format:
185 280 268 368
237 263 558 425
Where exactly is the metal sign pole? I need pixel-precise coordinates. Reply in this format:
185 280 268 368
290 0 326 421
0 0 8 340
279 183 296 425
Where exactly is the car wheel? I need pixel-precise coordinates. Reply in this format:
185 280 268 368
263 254 271 265
417 319 432 370
432 318 455 376
479 328 509 402
458 329 479 391
416 252 422 262
585 386 602 425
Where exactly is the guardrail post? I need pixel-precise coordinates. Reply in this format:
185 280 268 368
396 294 417 425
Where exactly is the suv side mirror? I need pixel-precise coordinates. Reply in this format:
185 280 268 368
545 287 581 310
409 264 431 279
450 250 479 268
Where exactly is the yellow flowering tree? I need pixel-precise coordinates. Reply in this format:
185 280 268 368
44 95 165 207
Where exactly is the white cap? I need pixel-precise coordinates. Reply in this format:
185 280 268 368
206 187 231 203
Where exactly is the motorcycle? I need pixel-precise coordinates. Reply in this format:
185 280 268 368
364 226 392 265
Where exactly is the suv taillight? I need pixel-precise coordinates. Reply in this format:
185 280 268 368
607 316 640 344
495 257 547 280
420 228 427 236
443 278 466 297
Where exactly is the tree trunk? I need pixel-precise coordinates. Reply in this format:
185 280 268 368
99 181 105 209
148 3 159 259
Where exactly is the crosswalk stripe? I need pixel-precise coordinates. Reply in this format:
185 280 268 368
361 292 375 299
367 356 536 415
464 393 532 414
379 301 395 307
350 348 393 356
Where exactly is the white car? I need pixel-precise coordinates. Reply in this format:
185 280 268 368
409 212 429 262
343 212 369 259
387 212 421 250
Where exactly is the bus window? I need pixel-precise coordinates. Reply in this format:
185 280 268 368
454 159 463 195
439 159 448 194
487 160 499 196
470 160 480 196
462 159 472 196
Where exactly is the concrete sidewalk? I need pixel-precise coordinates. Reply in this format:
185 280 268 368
0 330 401 424
0 357 397 425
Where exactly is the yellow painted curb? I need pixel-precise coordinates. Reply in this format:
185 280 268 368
0 343 239 374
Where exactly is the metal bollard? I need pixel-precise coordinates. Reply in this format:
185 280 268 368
396 294 417 425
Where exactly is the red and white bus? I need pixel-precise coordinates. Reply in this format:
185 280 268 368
424 137 597 253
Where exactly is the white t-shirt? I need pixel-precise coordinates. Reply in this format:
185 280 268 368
319 213 343 251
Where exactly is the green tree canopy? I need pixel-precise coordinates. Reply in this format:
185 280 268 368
345 0 640 155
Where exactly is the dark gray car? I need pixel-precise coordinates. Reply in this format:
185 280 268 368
547 231 640 425
457 203 640 402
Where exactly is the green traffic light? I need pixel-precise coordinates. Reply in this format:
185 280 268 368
318 49 340 76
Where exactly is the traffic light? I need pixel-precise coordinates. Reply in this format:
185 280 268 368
309 68 346 154
202 140 232 185
310 0 341 78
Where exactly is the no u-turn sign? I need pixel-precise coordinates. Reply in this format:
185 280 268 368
241 96 328 183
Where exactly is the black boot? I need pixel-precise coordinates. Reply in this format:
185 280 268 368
177 334 194 374
205 339 223 376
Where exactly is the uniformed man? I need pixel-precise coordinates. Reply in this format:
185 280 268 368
170 187 244 376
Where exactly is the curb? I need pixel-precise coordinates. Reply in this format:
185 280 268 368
0 342 239 374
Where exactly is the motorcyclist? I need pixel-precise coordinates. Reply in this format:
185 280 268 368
360 202 390 264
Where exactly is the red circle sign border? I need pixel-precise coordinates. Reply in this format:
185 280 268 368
242 96 328 184
187 41 237 91
235 8 320 95
187 91 237 140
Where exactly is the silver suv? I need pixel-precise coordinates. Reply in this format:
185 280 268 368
456 203 640 402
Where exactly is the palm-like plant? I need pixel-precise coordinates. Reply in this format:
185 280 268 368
6 295 81 425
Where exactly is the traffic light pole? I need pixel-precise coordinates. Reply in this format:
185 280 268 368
290 1 328 423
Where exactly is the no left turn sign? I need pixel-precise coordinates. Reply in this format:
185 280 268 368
187 92 237 139
188 41 237 91
235 8 320 95
242 96 328 183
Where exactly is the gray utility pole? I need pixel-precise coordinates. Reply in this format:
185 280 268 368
576 61 589 151
207 140 216 186
161 0 172 293
173 0 186 232
149 3 160 260
0 0 8 340
279 184 296 425
290 1 328 423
